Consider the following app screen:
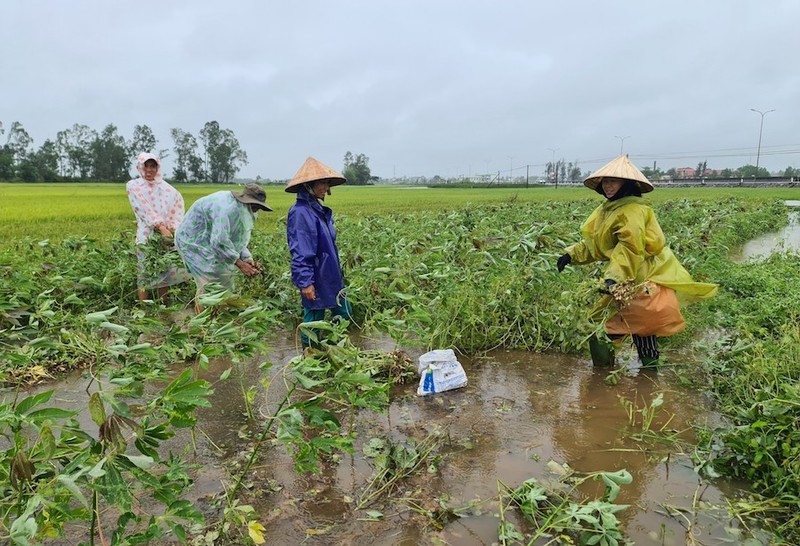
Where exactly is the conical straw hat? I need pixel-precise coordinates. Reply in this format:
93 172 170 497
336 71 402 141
285 157 347 193
583 155 653 193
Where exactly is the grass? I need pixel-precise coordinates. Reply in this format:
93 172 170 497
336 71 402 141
2 182 799 243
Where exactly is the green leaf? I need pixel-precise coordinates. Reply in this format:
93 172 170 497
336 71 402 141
25 407 77 421
123 454 155 469
85 306 118 323
89 392 106 426
294 372 324 389
365 510 383 520
57 474 90 509
15 391 54 415
100 321 130 334
88 458 107 478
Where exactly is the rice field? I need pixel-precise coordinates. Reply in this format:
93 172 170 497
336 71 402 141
2 182 798 243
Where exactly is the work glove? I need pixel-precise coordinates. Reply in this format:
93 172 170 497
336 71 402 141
556 253 572 272
599 278 618 296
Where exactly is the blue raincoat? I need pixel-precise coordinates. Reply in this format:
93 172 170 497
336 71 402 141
287 190 345 310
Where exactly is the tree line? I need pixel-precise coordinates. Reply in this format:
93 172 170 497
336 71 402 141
641 162 799 180
0 120 248 183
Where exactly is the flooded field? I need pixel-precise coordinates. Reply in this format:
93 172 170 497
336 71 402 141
25 335 760 545
733 201 800 262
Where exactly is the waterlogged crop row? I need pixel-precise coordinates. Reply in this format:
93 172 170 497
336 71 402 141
0 196 789 370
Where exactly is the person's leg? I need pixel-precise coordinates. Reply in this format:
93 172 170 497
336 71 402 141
135 249 150 303
632 334 659 367
157 286 170 303
193 276 209 313
331 297 353 322
301 307 326 347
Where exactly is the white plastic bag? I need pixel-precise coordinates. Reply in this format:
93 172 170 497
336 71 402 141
417 349 457 374
416 349 468 396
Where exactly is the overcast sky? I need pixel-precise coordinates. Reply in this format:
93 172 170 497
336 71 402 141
4 1 799 180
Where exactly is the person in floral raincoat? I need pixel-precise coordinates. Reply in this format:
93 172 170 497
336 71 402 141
175 183 271 311
126 152 188 303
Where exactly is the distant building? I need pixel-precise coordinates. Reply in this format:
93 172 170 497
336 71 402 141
676 167 696 178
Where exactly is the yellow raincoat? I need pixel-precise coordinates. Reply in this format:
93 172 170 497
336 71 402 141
565 196 717 335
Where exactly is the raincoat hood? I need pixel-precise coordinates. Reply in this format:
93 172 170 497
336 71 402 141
136 152 163 185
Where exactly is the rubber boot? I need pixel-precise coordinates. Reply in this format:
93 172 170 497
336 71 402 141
589 335 616 367
639 355 659 369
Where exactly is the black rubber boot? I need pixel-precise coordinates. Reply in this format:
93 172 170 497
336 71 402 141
589 335 616 367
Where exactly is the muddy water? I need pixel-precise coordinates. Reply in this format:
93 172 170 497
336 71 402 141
733 201 800 262
20 335 764 545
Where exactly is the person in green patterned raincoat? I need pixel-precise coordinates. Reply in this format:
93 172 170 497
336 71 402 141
175 184 272 311
556 155 717 368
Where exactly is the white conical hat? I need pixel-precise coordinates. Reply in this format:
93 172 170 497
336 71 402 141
285 157 346 193
583 155 653 193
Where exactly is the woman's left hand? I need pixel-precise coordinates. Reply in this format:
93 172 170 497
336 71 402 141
157 225 173 239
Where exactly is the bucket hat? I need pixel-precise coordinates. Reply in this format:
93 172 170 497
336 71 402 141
583 155 653 193
232 183 273 212
285 157 346 193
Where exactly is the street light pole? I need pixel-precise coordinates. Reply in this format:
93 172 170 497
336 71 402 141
750 108 775 177
547 147 559 188
614 135 631 155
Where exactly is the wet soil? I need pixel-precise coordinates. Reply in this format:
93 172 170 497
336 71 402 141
19 334 762 545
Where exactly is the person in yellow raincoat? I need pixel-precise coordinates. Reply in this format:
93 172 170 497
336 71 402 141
556 155 717 367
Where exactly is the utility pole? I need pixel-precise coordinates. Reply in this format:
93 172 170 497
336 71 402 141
750 108 775 177
614 135 631 155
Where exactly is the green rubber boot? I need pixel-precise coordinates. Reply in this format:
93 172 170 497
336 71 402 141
589 336 616 367
640 355 659 369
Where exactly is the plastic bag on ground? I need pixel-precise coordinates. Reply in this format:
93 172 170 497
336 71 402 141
417 349 468 396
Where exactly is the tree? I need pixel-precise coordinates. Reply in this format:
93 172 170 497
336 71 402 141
5 121 33 163
343 151 372 185
784 166 798 179
695 160 708 178
544 158 570 185
736 164 769 178
16 139 60 182
90 124 130 182
130 124 158 156
0 147 13 180
566 160 582 182
641 166 663 180
170 128 204 182
199 121 248 183
58 123 97 179
0 122 34 180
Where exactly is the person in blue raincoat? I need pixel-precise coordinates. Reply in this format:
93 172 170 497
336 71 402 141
285 156 351 345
